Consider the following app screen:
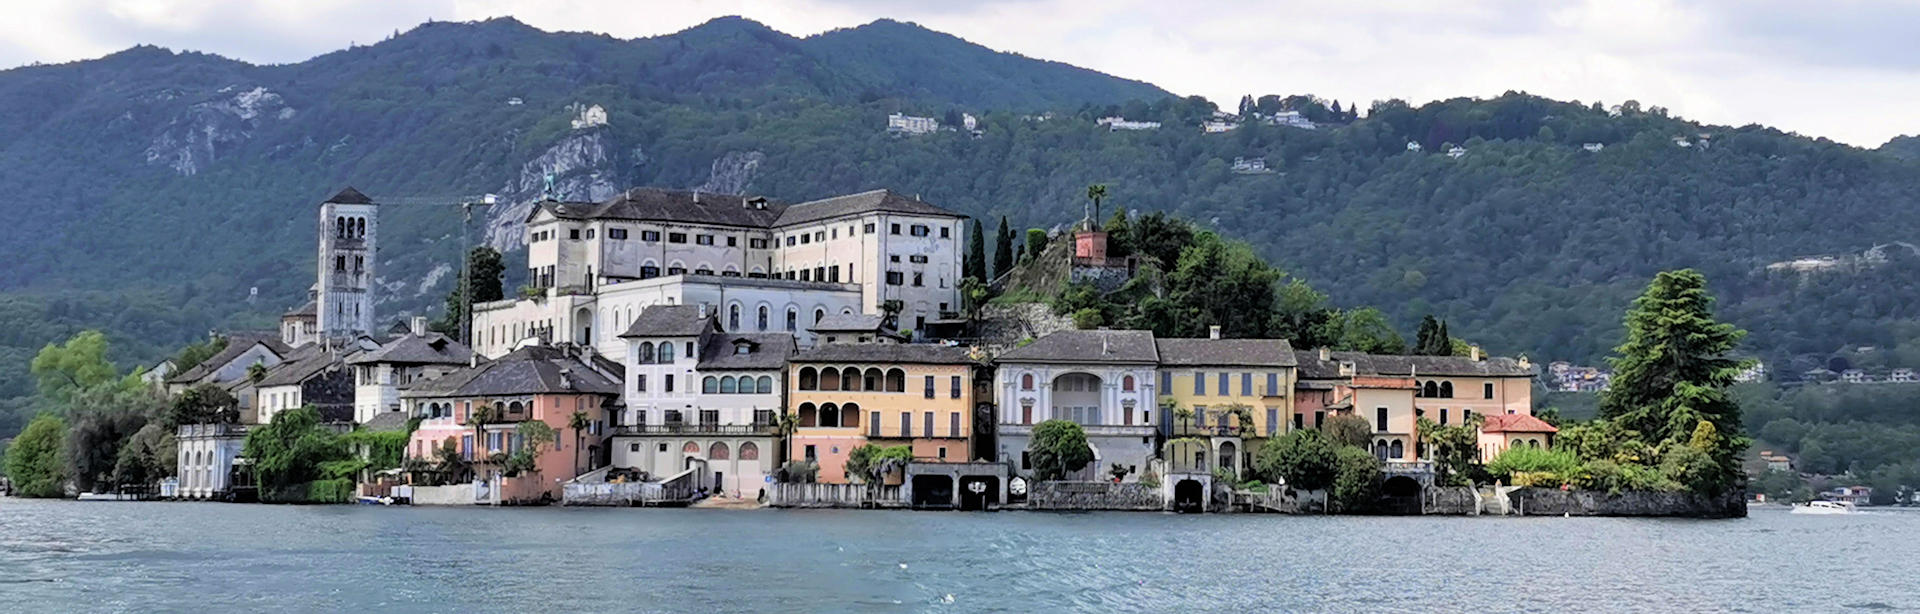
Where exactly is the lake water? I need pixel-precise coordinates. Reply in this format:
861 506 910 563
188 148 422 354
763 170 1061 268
1 499 1915 613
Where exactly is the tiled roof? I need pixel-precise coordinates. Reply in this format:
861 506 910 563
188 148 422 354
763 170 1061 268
255 348 340 387
402 346 619 398
772 189 965 226
619 304 717 338
809 313 889 333
696 333 797 371
1292 350 1533 379
167 333 292 384
1481 413 1559 434
327 186 374 205
346 333 473 366
361 411 411 432
1154 338 1297 367
790 343 976 365
533 188 786 228
997 330 1158 364
283 299 316 318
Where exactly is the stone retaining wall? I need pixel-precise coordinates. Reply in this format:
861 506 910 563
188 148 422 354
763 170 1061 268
1424 486 1480 515
1506 488 1747 518
1029 481 1163 511
766 483 903 508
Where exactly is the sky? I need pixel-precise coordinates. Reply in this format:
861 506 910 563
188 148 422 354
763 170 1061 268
2 0 1915 148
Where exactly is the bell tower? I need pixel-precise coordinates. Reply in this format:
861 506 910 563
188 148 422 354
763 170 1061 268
316 187 378 340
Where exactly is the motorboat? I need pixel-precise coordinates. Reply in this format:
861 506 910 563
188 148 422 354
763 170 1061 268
1789 500 1855 515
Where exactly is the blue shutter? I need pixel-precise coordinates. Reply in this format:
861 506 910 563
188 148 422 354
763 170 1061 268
1193 371 1205 395
1267 408 1278 435
1241 373 1252 396
1217 373 1228 395
1267 373 1279 395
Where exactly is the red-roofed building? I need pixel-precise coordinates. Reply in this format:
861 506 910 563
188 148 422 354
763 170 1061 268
1478 413 1558 460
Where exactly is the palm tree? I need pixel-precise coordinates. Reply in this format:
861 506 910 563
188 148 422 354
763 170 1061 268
467 403 498 466
568 410 591 476
1085 184 1108 224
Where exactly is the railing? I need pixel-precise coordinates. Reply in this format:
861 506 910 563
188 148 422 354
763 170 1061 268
1000 423 1156 436
1383 460 1435 475
614 423 779 436
1171 423 1242 437
177 423 249 438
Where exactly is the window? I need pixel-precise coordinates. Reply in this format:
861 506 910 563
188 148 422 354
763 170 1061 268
569 229 581 240
804 445 817 461
785 308 797 331
1122 375 1135 392
864 223 876 233
800 234 811 245
1376 407 1388 432
1193 371 1205 395
886 271 904 285
799 269 811 282
750 238 768 249
1241 373 1253 396
629 442 640 453
901 412 912 437
798 367 818 391
642 230 660 241
1463 409 1474 423
890 223 901 235
609 228 628 240
585 229 596 239
757 306 769 331
1484 382 1495 399
912 273 923 287
910 225 929 237
640 265 660 279
1293 412 1305 431
668 232 687 244
814 266 826 280
696 235 714 246
757 376 773 394
658 342 676 362
1194 406 1207 427
939 227 950 239
1160 371 1171 392
637 374 647 392
667 265 685 275
1267 373 1279 395
703 376 718 394
814 309 825 324
924 412 934 439
814 231 826 241
909 255 928 264
1021 374 1034 390
1217 373 1229 395
1440 408 1450 425
829 267 841 282
785 236 796 247
924 375 936 399
729 305 741 330
1268 408 1279 435
664 374 675 392
726 237 737 247
1440 381 1454 398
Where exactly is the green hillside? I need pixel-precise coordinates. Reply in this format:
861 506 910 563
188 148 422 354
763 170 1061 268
1 15 1919 436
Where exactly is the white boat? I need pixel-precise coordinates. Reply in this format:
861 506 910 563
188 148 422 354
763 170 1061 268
1790 500 1855 515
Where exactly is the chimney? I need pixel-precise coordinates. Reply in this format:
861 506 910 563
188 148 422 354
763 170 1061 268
411 316 428 336
1471 346 1483 361
1318 346 1330 362
692 190 701 204
1338 361 1356 377
1519 355 1531 370
559 367 574 391
1208 325 1221 340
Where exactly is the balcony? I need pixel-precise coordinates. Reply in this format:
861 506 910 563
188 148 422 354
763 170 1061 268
615 423 779 436
999 423 1156 437
1171 423 1242 438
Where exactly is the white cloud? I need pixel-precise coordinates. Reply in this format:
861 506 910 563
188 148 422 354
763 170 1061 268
1 0 1913 146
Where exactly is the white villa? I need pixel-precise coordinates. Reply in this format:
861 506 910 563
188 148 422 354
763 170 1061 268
993 330 1161 481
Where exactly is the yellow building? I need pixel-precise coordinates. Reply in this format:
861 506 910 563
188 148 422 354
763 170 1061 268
1154 336 1296 478
787 344 979 484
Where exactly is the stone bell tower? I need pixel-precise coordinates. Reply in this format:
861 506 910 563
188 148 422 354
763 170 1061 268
316 187 378 340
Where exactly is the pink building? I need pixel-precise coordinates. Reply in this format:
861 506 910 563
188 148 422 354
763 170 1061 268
404 346 619 504
1292 347 1536 462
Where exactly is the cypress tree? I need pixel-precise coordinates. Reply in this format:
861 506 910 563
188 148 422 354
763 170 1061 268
1598 269 1748 492
1414 315 1438 355
992 215 1015 277
964 219 988 282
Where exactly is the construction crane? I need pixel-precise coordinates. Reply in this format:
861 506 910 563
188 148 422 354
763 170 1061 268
371 193 499 344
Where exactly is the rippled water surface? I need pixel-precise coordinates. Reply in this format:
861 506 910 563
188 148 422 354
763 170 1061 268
2 499 1916 613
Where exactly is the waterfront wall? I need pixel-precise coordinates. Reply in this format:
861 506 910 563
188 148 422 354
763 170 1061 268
1029 481 1162 511
411 484 475 506
766 483 903 508
1424 486 1480 515
1506 488 1747 518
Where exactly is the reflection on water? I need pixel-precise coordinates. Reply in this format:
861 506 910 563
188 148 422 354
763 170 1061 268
0 500 1913 613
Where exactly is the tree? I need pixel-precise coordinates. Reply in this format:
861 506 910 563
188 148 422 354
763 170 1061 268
113 422 177 488
1598 269 1748 494
4 414 67 497
167 383 239 428
959 277 991 321
505 421 556 477
244 406 350 500
1414 315 1453 356
1024 228 1049 262
172 336 228 375
1254 429 1338 490
992 215 1014 278
844 443 912 484
1028 419 1093 480
1331 446 1382 510
568 410 590 476
30 330 121 405
1084 184 1107 223
1165 231 1283 338
63 388 157 493
1322 414 1374 448
964 218 988 282
1416 416 1481 486
434 246 506 342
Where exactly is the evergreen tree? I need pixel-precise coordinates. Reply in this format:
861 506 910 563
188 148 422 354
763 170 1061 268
992 216 1014 278
434 246 505 342
1598 269 1748 493
1415 315 1439 354
964 219 988 282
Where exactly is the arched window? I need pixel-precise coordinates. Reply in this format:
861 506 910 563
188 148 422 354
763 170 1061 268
738 442 759 460
842 402 861 428
1122 375 1135 392
703 376 719 394
709 442 730 460
508 400 524 414
820 403 841 428
728 304 741 330
798 367 818 391
757 306 769 331
814 308 826 324
719 376 737 394
841 367 861 391
658 342 676 363
683 442 701 454
639 342 655 364
864 368 883 391
1439 382 1454 399
885 368 907 393
1021 374 1034 390
797 403 817 427
1390 440 1405 460
1420 381 1436 398
820 368 841 391
785 308 798 332
1528 439 1540 448
756 376 773 394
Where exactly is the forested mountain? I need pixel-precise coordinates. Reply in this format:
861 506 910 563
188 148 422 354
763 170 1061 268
1 15 1919 433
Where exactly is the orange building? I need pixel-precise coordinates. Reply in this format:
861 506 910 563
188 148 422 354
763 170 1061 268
1293 347 1535 462
786 344 980 484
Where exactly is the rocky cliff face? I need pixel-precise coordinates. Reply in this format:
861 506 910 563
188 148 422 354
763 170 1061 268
483 128 625 250
142 86 295 176
692 150 765 196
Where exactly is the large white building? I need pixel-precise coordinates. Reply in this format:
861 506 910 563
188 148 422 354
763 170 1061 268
470 187 967 360
993 330 1161 481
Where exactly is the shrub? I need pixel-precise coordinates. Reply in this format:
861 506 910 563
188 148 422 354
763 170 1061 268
1321 414 1374 448
1580 459 1679 493
1254 429 1338 490
1028 420 1093 480
4 414 68 498
1486 446 1584 485
1331 446 1382 510
1071 308 1105 329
